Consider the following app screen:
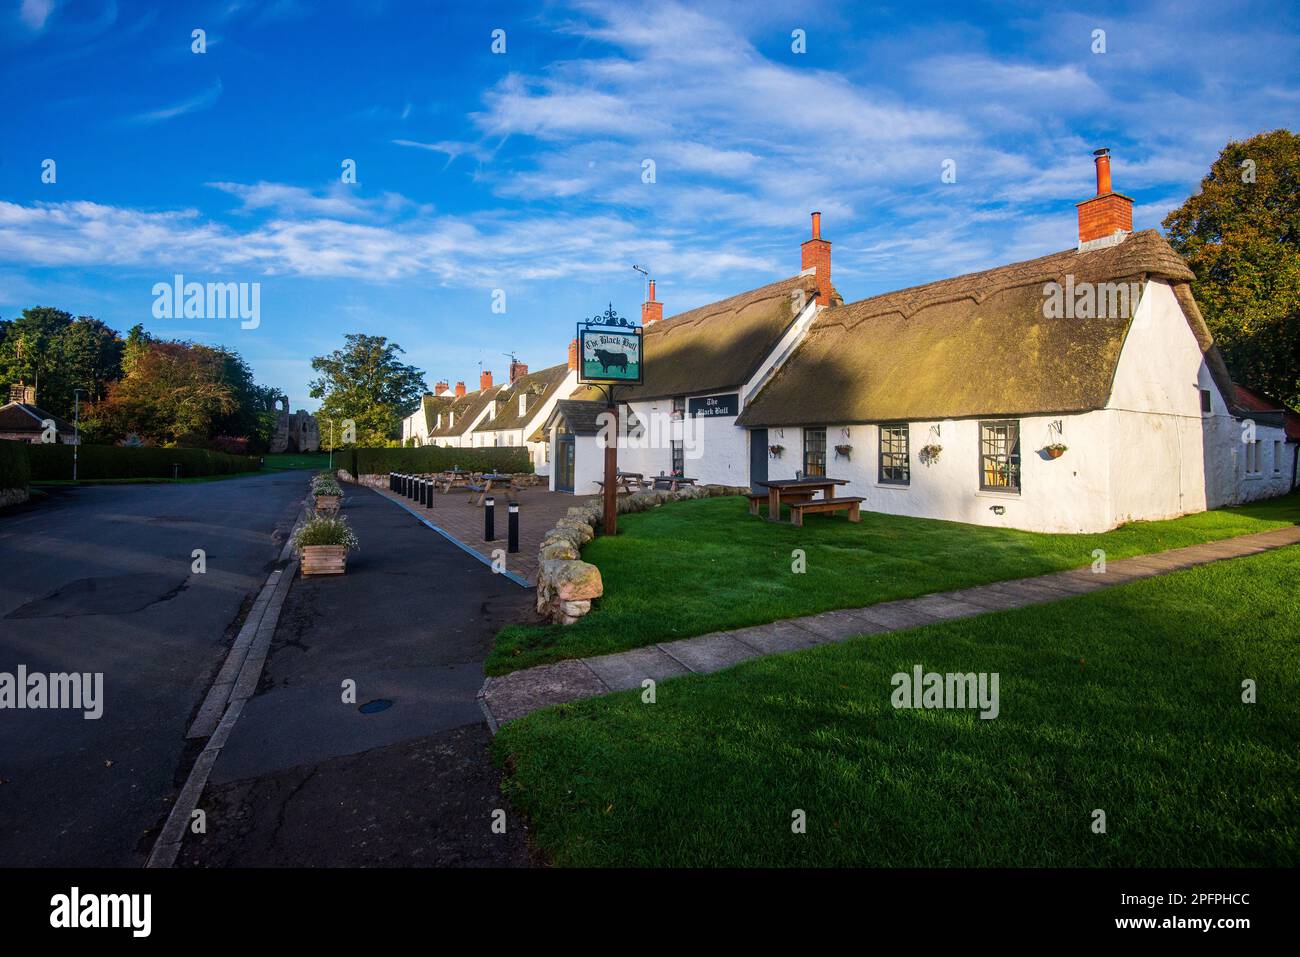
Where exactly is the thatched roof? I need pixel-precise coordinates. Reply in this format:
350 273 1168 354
419 393 453 424
737 230 1229 427
616 274 822 401
425 387 497 439
474 362 569 433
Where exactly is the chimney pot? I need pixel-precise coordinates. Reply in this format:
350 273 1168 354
1093 148 1112 195
455 380 466 397
811 211 821 239
480 370 494 391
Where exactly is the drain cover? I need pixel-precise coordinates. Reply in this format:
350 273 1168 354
358 698 393 714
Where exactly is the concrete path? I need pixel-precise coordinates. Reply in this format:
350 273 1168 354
481 524 1300 726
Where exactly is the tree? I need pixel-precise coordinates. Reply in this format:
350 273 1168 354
1163 129 1300 408
90 341 238 445
0 308 123 418
309 334 427 447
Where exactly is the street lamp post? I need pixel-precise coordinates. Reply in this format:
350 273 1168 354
72 389 84 482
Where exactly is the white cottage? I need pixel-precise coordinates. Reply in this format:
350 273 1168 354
548 151 1296 532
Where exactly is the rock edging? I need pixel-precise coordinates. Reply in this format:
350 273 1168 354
534 484 751 626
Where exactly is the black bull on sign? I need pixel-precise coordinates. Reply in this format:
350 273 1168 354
593 349 629 372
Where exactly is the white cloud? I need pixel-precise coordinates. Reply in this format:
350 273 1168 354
126 78 223 125
19 0 54 31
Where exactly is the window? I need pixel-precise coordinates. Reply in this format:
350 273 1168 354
1200 389 1212 413
519 394 528 415
1274 441 1283 474
672 395 686 419
878 424 910 485
979 420 1021 492
671 440 684 476
1245 440 1261 475
803 427 826 477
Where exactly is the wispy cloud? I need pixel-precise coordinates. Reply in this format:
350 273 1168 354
126 77 223 126
19 0 55 31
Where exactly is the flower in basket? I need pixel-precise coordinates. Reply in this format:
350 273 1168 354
313 479 342 497
919 443 943 464
1044 443 1068 459
768 444 785 458
294 514 359 552
834 444 853 458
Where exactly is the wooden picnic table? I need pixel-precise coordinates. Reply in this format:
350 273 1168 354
755 477 850 522
437 468 475 493
595 471 647 494
470 472 514 506
651 475 696 492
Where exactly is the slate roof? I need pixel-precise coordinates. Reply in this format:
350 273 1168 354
474 362 569 434
737 230 1234 427
0 401 74 435
425 387 498 439
544 399 609 436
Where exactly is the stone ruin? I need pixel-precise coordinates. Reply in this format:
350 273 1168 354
269 396 321 453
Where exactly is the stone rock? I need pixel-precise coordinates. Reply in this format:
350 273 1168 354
553 519 594 544
559 599 591 619
544 559 603 601
539 542 580 561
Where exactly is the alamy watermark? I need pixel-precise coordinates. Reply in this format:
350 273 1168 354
152 274 260 329
1042 277 1142 321
1 666 103 719
891 666 999 719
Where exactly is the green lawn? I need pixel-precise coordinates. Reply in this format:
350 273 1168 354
493 544 1300 867
489 490 1300 674
263 452 333 470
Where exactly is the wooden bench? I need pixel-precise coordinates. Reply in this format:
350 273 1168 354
748 490 817 516
788 496 865 527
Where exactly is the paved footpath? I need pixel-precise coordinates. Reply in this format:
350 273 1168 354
178 485 535 866
482 524 1300 726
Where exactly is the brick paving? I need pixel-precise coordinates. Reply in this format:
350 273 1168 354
361 478 599 586
480 524 1300 727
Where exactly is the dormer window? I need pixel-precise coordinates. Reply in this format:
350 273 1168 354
519 394 528 415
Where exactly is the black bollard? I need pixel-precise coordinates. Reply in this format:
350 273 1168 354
484 496 495 541
422 478 431 507
388 472 393 491
507 502 519 553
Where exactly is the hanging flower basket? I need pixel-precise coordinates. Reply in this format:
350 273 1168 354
1044 443 1068 459
920 443 943 465
834 444 853 460
768 444 785 459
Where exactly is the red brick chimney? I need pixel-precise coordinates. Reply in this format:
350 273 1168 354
434 379 449 395
455 380 466 397
641 279 663 326
480 369 494 391
1076 148 1133 247
567 338 579 372
800 212 831 305
509 360 529 384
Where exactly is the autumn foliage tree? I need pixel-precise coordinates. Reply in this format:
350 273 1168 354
89 341 238 446
1163 129 1300 408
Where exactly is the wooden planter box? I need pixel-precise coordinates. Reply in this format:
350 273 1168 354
301 545 348 576
314 494 341 512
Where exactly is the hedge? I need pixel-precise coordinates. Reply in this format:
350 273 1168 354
26 444 261 481
335 446 533 477
0 440 31 490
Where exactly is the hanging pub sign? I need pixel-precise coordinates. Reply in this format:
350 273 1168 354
577 304 643 385
688 393 739 418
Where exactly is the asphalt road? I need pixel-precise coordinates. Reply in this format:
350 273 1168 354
0 472 306 867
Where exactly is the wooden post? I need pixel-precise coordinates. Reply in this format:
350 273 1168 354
603 399 618 535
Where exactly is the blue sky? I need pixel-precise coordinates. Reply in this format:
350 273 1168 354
2 0 1297 412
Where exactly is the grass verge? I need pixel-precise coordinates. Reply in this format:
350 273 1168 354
493 544 1300 867
488 490 1300 674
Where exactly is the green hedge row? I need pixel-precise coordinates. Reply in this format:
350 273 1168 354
335 446 533 477
26 444 261 481
0 440 31 490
